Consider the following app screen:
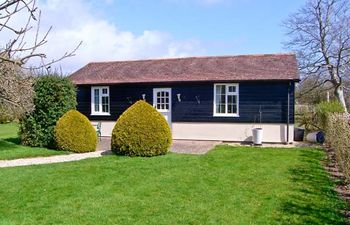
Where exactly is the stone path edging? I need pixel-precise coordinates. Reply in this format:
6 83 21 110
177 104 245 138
0 150 111 168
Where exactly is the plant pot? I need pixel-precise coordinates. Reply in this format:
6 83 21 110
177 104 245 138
252 128 263 145
294 128 305 142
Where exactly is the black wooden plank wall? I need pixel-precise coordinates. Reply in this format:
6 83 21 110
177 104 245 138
76 81 295 124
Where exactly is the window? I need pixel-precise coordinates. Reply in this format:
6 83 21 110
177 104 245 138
155 90 170 111
91 86 110 115
153 88 171 112
213 83 239 117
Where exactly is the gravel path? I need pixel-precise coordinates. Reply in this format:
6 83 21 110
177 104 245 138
0 138 113 168
0 150 110 168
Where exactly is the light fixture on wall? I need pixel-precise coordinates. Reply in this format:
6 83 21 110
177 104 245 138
195 95 201 104
177 93 181 102
142 94 146 101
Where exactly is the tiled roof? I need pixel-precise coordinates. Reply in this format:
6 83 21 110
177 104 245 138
70 53 299 85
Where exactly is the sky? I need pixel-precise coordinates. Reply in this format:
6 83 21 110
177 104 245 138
1 0 306 73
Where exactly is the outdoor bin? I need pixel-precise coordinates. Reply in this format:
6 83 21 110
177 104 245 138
252 128 263 145
306 131 325 144
294 128 305 142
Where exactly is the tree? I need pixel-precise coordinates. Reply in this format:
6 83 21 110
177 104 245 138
284 0 350 112
0 62 34 120
0 0 81 119
19 75 77 148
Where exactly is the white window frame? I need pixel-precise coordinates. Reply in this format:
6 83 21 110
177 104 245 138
213 83 239 117
91 86 110 116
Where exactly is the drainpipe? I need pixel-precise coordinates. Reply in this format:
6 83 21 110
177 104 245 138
286 82 291 144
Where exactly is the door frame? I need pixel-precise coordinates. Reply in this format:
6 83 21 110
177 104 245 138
153 88 172 127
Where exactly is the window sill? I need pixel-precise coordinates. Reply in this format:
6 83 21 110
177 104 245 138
90 113 111 116
213 114 239 118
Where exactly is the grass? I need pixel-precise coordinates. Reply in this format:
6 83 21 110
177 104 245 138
0 123 68 160
0 145 348 224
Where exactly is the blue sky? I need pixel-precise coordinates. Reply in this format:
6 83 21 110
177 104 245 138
93 0 305 55
2 0 306 72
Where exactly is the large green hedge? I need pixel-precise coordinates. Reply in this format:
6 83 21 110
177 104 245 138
111 100 172 156
315 101 345 130
326 113 350 182
55 110 97 153
19 75 77 148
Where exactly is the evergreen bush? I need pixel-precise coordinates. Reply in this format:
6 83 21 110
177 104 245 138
19 75 76 148
55 110 97 153
111 100 172 156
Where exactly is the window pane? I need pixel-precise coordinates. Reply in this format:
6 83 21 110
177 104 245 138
217 94 226 113
227 95 237 114
218 104 225 113
228 95 237 104
216 85 224 95
228 86 236 93
94 89 99 112
102 88 108 94
102 96 109 113
215 85 226 114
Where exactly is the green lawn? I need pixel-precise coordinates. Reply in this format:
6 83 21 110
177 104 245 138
0 145 347 224
0 123 68 160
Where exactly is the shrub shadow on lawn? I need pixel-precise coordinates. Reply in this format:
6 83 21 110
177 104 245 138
4 137 21 145
0 138 22 150
276 149 349 225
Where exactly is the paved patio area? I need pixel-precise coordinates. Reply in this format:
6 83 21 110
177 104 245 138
171 140 221 154
97 137 220 155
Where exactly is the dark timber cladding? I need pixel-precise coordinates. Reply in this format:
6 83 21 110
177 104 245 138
76 81 295 124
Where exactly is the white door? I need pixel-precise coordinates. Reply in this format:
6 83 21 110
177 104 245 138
153 88 172 127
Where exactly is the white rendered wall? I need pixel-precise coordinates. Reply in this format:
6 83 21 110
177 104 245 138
91 121 294 144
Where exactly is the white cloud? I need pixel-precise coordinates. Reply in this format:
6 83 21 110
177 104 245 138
0 0 205 73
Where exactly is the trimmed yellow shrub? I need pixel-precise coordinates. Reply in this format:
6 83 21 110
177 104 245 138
55 110 97 153
326 113 350 181
111 100 172 156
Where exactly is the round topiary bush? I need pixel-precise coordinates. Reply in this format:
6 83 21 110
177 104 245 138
55 109 97 153
111 100 172 156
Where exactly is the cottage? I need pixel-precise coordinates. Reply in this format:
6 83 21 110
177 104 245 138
70 53 299 143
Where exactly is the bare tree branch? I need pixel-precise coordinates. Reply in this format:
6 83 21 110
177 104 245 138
284 0 350 112
0 0 81 69
0 0 81 119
